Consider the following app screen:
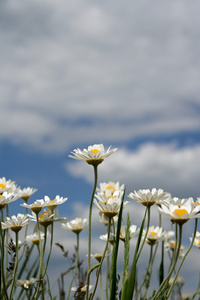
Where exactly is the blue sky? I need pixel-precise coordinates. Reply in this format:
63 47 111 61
1 0 200 296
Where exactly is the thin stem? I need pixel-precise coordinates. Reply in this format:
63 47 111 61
86 164 98 300
167 219 198 299
0 212 9 300
42 223 54 278
136 206 150 261
135 245 153 299
10 231 19 300
90 218 111 300
67 232 79 300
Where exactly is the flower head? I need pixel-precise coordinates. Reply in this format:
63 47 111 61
190 231 200 249
19 187 38 202
128 188 170 207
62 218 88 234
0 192 20 210
100 233 115 245
1 214 30 232
16 278 37 289
144 226 165 245
94 195 128 219
44 195 68 210
158 197 200 224
69 144 117 166
119 224 140 242
0 177 17 194
26 232 45 245
96 181 125 198
21 199 46 214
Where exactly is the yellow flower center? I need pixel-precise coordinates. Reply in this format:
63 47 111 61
173 208 188 218
150 231 156 236
91 149 100 154
106 186 116 191
39 212 48 220
0 184 6 189
75 223 79 226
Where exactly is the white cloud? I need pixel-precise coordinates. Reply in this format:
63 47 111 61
0 1 200 152
66 142 200 198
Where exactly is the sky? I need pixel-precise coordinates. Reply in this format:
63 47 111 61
1 0 200 297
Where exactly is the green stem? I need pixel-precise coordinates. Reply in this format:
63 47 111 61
0 212 9 300
42 223 54 278
67 232 79 300
135 245 154 299
86 164 98 300
90 218 111 300
152 223 183 299
167 219 198 299
10 231 19 300
136 206 150 261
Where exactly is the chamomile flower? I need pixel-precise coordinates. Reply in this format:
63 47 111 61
90 248 112 262
71 285 92 294
16 278 37 289
1 214 30 233
19 187 38 202
94 195 128 219
96 181 125 198
0 192 20 210
0 177 17 194
190 231 200 249
128 188 170 207
69 144 117 166
62 218 88 234
44 195 68 210
168 241 185 257
158 197 200 224
144 226 165 245
21 199 46 214
26 232 45 245
119 224 140 242
100 214 118 226
99 233 115 245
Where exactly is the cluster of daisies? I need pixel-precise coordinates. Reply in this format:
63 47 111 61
0 143 200 294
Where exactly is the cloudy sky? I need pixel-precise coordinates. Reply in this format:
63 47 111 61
1 0 200 296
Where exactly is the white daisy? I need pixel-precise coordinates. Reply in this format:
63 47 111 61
94 195 128 219
158 197 200 224
21 199 46 214
0 192 20 210
190 231 200 249
96 181 125 198
16 278 37 289
44 195 68 210
62 218 88 234
26 232 45 245
0 177 17 194
119 224 140 242
1 214 30 233
19 187 38 202
128 188 170 207
69 144 117 166
144 226 165 245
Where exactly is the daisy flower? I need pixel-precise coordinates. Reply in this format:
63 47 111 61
44 195 68 210
29 210 54 227
16 278 37 289
26 232 45 245
0 177 17 194
119 224 140 242
62 218 88 234
190 231 200 249
1 214 30 233
144 226 165 245
71 285 92 294
128 188 170 207
21 199 46 214
99 233 115 245
19 187 38 202
99 214 118 226
168 240 185 257
90 248 112 262
158 197 200 224
94 195 128 219
69 144 117 166
96 181 125 198
0 192 20 210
